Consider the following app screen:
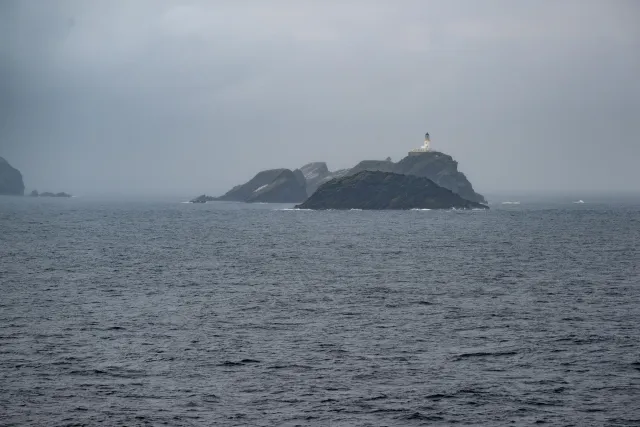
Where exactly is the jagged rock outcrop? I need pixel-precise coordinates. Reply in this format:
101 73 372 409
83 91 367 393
293 169 306 188
394 152 485 203
299 162 329 195
28 189 73 198
190 194 215 203
211 168 308 203
246 169 308 203
217 169 289 202
345 152 485 204
0 157 25 196
348 159 395 175
295 170 488 210
299 162 350 196
39 192 72 198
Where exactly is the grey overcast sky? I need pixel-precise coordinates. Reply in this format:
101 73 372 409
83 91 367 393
1 0 639 195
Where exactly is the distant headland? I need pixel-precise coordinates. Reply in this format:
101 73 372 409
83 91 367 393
0 157 25 196
0 156 73 198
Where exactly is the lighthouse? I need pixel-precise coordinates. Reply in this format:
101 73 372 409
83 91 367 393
409 132 432 155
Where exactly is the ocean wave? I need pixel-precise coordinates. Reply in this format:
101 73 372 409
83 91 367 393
452 350 518 361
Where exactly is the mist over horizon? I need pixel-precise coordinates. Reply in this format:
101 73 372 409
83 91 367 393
2 1 639 196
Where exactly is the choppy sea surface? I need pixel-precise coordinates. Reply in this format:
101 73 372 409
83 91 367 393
1 195 639 426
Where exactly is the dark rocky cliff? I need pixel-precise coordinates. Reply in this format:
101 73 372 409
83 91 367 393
394 152 485 203
216 169 290 202
345 152 485 204
299 162 349 196
347 159 395 176
0 157 25 196
246 169 308 203
296 171 488 210
212 168 307 203
299 162 329 196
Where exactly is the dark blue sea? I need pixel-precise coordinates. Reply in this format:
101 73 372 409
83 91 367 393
1 195 639 426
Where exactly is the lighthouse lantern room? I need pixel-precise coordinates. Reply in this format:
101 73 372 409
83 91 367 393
409 132 432 155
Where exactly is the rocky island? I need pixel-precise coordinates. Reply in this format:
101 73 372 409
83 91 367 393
190 194 216 203
30 190 72 198
193 133 486 207
295 171 487 210
0 157 25 196
327 133 485 203
346 152 485 204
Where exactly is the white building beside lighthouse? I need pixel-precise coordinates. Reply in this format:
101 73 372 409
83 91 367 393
409 133 432 155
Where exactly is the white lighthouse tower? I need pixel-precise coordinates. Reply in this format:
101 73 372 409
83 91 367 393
409 132 432 155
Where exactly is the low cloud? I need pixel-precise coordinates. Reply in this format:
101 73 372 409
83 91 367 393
1 0 639 194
